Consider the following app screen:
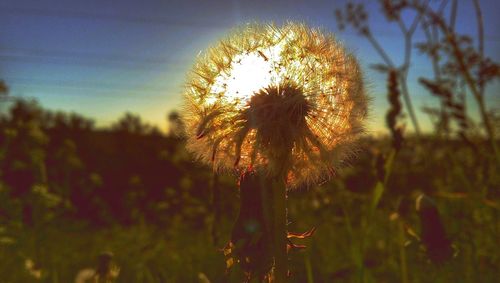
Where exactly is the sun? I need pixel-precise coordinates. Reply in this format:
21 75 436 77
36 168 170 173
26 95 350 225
207 43 286 109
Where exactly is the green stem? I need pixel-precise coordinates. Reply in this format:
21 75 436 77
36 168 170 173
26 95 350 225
398 220 409 283
305 252 314 283
272 178 288 283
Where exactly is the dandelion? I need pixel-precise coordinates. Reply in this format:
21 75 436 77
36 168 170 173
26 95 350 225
182 22 367 282
183 22 367 187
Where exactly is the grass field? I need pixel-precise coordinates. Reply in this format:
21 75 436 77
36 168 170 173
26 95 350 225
1 100 498 282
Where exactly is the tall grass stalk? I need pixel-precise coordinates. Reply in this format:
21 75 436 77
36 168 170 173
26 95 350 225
304 252 314 283
397 220 409 283
340 200 366 283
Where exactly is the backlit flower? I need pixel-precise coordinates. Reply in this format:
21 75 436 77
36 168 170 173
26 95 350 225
183 22 367 187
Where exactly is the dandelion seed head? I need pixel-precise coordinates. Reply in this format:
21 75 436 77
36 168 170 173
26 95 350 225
183 22 367 187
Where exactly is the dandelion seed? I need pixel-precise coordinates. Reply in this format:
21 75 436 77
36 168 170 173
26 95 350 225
183 22 367 187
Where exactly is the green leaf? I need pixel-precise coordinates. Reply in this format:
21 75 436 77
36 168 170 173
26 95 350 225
371 181 385 211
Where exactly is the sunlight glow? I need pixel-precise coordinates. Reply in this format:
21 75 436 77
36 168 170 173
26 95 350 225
208 43 286 108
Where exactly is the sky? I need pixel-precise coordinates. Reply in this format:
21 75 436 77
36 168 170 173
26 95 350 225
1 0 499 134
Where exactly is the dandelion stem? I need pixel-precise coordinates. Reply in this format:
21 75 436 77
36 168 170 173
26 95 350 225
271 178 288 283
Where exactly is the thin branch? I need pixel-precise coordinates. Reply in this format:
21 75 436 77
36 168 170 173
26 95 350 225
365 32 395 67
421 20 450 138
411 1 498 159
422 20 441 79
365 26 420 136
449 0 458 31
399 78 421 135
397 3 429 136
409 0 432 35
401 27 413 76
366 26 422 135
472 0 485 95
397 18 408 34
438 0 450 14
395 0 432 136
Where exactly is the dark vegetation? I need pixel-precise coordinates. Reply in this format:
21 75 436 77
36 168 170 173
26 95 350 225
0 98 498 282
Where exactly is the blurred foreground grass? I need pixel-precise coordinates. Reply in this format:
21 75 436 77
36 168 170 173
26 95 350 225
0 100 499 282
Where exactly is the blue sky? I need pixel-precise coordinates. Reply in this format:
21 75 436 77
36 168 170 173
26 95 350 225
1 0 499 133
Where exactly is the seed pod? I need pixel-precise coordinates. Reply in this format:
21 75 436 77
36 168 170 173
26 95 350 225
416 194 453 264
386 69 403 150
